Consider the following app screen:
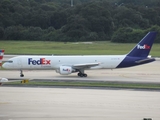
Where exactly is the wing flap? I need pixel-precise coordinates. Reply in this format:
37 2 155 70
72 62 100 69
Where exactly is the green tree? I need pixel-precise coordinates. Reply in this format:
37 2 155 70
23 27 44 40
50 10 68 29
4 25 24 40
62 15 89 41
111 27 144 43
0 27 4 39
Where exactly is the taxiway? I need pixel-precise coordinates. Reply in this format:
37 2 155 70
0 56 160 120
0 87 160 120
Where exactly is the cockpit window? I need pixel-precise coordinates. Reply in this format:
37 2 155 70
7 61 13 63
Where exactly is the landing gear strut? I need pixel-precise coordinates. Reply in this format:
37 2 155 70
20 70 24 77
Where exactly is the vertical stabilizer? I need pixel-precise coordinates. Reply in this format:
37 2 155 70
0 50 4 66
127 32 157 57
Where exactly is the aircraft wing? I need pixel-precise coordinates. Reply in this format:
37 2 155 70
72 62 100 69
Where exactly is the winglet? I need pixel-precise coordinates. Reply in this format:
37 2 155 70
0 50 5 66
127 32 157 57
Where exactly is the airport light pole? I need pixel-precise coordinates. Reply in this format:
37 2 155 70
71 0 73 7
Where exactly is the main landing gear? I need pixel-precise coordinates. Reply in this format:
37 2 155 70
20 70 24 77
77 69 87 77
77 72 87 77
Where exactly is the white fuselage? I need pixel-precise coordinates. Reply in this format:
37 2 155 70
3 55 126 70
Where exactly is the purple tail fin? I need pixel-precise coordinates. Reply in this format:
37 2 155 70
0 50 5 66
127 31 157 57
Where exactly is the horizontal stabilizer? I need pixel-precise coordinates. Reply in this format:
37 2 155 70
135 58 155 64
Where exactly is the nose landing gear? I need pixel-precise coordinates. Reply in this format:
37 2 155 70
20 70 24 77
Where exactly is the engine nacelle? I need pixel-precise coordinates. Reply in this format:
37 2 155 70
0 78 8 85
56 66 74 75
0 78 8 82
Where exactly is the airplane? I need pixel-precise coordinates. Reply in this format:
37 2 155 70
0 49 4 67
0 77 9 85
0 50 31 85
2 31 157 77
0 77 30 86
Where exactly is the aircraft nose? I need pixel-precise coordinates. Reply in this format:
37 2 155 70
2 63 8 69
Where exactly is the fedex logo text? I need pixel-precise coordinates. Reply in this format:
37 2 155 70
137 44 150 49
63 69 70 72
28 58 51 65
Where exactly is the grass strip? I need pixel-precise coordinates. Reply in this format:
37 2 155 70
5 81 160 90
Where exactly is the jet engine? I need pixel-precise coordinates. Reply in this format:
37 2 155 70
0 78 8 85
56 66 76 75
0 78 8 82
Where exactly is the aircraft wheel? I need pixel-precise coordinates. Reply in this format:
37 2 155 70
20 74 24 77
83 74 87 77
78 73 81 76
77 73 84 77
80 74 84 77
77 73 87 77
